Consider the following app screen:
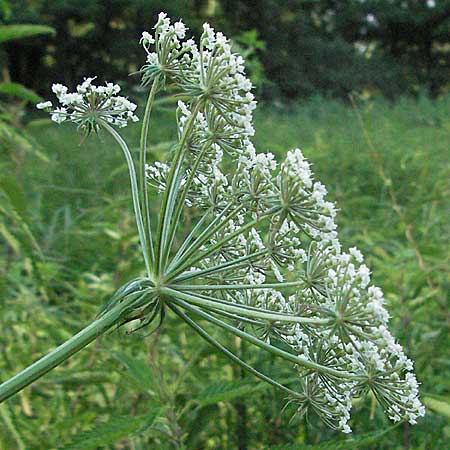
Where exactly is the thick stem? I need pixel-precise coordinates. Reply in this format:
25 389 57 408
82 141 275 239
139 77 160 266
103 123 151 277
0 305 124 403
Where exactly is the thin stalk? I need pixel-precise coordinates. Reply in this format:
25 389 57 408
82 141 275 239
155 101 202 275
166 208 213 272
171 297 360 381
169 303 300 398
172 281 306 291
175 290 306 318
162 140 212 270
0 302 126 403
167 206 269 281
162 287 328 325
103 123 151 277
173 249 269 282
165 204 239 276
139 76 160 266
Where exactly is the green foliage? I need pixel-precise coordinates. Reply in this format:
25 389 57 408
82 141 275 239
4 1 449 99
0 82 42 103
0 24 54 43
272 424 400 450
64 410 160 450
0 94 449 448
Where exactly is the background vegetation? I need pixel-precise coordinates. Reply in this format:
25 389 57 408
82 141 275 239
0 1 449 449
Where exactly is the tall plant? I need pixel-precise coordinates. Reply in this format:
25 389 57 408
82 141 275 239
0 13 425 433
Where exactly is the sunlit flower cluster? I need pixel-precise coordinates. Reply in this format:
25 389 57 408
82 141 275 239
36 78 138 133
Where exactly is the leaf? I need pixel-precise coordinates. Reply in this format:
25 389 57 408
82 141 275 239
423 396 450 419
0 222 21 254
271 423 400 450
63 411 160 450
0 177 43 257
40 371 116 387
195 377 296 407
112 351 155 393
0 120 50 161
0 82 42 103
0 24 55 44
0 404 26 450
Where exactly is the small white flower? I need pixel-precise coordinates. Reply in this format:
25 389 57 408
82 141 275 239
174 21 186 39
140 31 155 45
36 101 52 110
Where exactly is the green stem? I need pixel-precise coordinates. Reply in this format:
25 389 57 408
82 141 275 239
0 304 125 403
166 207 213 273
173 249 269 282
162 140 212 270
103 123 151 277
165 204 251 281
162 287 328 325
165 204 237 276
171 297 360 381
173 280 306 291
139 77 160 266
155 101 202 275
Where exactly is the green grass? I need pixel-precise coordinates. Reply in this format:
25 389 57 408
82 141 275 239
0 94 449 449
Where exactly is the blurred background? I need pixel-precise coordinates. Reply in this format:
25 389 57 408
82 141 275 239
0 1 449 449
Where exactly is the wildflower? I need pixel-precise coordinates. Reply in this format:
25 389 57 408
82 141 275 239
36 78 138 134
3 13 425 436
141 16 424 432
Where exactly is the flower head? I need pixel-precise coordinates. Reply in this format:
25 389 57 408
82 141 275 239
36 78 138 134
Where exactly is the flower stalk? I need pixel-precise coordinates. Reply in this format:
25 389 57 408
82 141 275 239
139 76 161 266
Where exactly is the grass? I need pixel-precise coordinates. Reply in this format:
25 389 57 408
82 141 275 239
0 94 449 449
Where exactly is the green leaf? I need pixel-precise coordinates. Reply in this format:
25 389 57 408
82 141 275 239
0 82 42 103
271 423 400 449
112 351 155 393
423 396 450 419
0 120 50 162
0 404 26 450
195 377 296 407
0 24 55 44
0 177 43 257
0 222 21 254
63 411 160 450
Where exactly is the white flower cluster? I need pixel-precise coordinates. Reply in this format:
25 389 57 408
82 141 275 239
142 13 424 433
36 78 138 132
140 13 191 87
186 157 426 431
141 13 256 149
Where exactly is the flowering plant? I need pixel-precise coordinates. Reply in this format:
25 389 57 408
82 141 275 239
1 12 424 433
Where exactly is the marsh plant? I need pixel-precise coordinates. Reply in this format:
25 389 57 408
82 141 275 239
0 13 425 433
